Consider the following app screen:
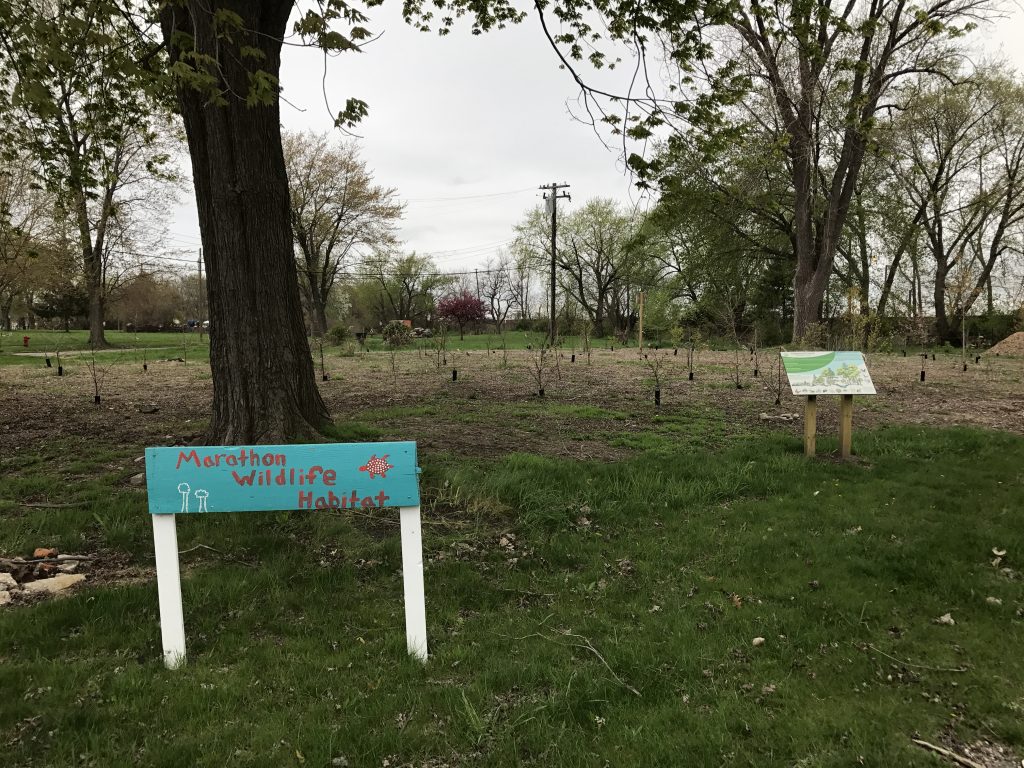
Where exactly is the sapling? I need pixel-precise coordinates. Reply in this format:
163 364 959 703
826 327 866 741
530 344 551 396
431 324 449 371
764 351 784 406
686 330 697 381
316 335 328 381
580 322 593 365
84 345 117 404
55 347 63 376
381 321 412 384
961 315 968 372
643 350 669 407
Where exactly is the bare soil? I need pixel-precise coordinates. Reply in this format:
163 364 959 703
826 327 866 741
1 348 1021 461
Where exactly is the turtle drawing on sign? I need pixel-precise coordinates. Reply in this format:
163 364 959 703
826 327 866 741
177 483 190 513
194 489 209 512
359 454 394 479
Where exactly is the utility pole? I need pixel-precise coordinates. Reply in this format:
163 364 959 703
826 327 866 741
540 182 570 347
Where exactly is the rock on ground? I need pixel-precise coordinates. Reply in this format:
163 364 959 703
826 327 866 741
22 573 86 595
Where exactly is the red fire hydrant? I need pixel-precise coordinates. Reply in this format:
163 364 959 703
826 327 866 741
23 335 29 348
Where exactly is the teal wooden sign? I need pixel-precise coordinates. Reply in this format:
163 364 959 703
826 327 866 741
145 441 419 514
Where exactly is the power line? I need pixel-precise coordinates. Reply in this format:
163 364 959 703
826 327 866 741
403 187 534 203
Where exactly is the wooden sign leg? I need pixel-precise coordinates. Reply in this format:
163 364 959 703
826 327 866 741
804 395 817 457
839 394 854 459
399 506 428 662
152 514 186 669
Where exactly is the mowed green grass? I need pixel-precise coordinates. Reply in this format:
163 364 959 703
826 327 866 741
0 330 210 366
0 416 1022 767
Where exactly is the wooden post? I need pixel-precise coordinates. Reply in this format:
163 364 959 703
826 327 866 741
637 291 645 353
152 514 186 669
803 395 817 457
839 394 854 459
399 506 428 662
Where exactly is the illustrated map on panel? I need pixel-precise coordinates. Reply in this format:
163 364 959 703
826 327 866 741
780 351 876 396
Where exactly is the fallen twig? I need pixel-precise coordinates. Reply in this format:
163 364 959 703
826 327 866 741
557 630 643 697
19 502 86 508
867 644 968 673
911 738 985 768
178 544 256 568
0 555 93 566
496 627 641 697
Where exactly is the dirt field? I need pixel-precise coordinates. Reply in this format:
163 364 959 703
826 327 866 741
2 347 1021 459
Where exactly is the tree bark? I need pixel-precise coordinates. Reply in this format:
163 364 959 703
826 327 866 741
162 1 329 444
75 191 108 348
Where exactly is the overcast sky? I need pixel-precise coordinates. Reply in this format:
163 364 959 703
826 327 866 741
165 2 1024 275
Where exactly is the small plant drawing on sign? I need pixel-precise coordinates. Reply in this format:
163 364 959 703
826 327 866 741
194 489 209 512
177 482 191 513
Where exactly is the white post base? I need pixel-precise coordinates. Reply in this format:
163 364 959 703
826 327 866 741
152 514 186 669
399 505 428 662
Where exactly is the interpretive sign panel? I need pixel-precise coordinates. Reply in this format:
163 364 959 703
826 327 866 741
781 351 876 396
145 441 427 668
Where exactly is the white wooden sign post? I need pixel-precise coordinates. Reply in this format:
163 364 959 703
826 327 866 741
145 441 427 668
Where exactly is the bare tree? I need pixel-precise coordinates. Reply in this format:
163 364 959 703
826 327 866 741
480 254 516 333
283 132 403 336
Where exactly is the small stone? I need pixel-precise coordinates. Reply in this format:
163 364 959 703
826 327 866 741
0 591 11 606
985 596 1002 606
33 547 57 558
139 405 159 414
752 637 766 647
22 574 86 595
57 562 79 573
129 472 146 486
0 573 17 589
933 613 955 626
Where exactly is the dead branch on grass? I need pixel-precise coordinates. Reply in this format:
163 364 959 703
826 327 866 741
910 739 985 768
866 644 968 673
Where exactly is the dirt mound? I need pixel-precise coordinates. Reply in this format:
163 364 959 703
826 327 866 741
988 331 1024 356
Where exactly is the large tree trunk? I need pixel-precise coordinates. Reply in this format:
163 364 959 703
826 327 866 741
934 259 950 342
76 192 108 348
86 286 105 346
162 1 329 444
311 300 328 338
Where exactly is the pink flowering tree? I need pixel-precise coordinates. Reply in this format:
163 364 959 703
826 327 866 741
437 290 486 340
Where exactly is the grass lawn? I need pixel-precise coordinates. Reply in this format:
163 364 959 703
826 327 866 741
0 330 211 367
1 399 1022 766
